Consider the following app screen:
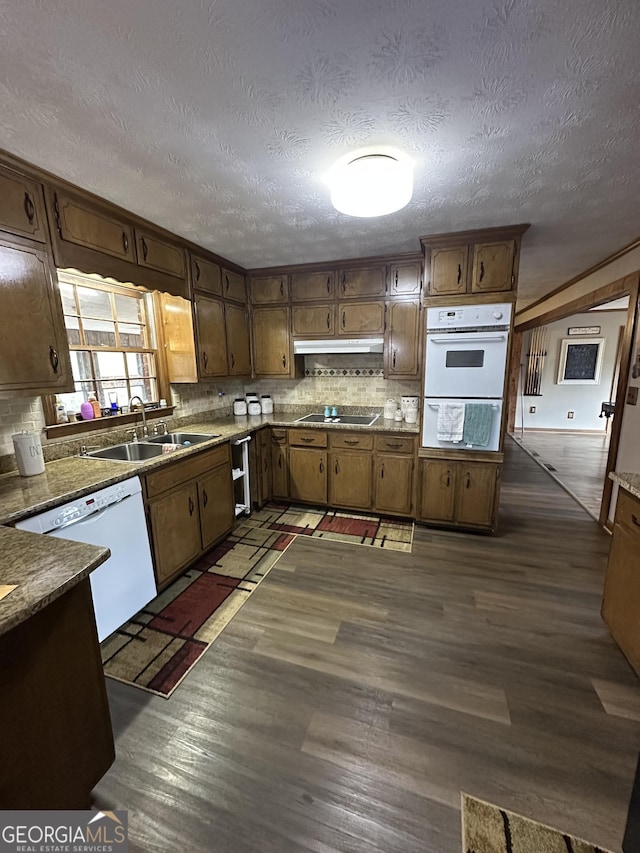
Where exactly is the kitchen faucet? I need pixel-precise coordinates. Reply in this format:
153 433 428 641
129 396 148 438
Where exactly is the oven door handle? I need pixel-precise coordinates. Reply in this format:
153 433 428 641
428 334 507 344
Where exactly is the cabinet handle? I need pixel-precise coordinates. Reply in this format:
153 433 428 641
202 488 208 508
141 236 148 261
300 436 315 443
380 464 385 479
282 354 287 369
195 260 201 281
342 310 346 329
479 261 485 283
341 274 346 293
632 514 640 527
446 473 450 487
466 472 471 488
327 311 331 329
122 231 129 253
457 263 462 284
202 350 208 368
386 442 402 449
23 192 35 225
188 495 195 515
230 352 235 369
327 276 331 293
335 460 339 474
392 349 396 368
225 274 230 292
278 456 282 469
280 280 284 297
49 345 59 373
394 269 398 289
319 460 324 473
344 439 359 445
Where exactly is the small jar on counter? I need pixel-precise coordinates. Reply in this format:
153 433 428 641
233 398 248 416
260 395 273 415
248 400 262 416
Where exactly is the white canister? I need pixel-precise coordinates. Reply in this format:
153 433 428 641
260 395 273 415
404 408 418 424
394 409 403 422
384 399 397 419
233 398 248 416
248 401 262 416
401 396 419 416
12 430 45 477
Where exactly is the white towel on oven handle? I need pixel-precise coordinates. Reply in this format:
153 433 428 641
437 403 465 442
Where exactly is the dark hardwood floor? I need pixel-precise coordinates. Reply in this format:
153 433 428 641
94 442 640 853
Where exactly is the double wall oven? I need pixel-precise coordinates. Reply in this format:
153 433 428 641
422 303 512 452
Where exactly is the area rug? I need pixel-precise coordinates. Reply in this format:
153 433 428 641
462 793 614 853
101 502 414 698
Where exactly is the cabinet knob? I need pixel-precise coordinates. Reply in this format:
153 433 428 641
479 261 485 283
457 264 462 284
202 488 208 508
141 236 148 260
188 495 195 515
202 350 208 369
49 345 59 374
122 231 129 253
23 192 35 225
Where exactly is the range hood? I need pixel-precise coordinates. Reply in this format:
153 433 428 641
293 337 384 355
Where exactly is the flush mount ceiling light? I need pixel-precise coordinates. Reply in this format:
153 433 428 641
328 150 413 217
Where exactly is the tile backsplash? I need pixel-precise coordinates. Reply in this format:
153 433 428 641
0 397 45 458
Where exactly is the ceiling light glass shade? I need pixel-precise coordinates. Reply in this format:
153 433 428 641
329 153 413 217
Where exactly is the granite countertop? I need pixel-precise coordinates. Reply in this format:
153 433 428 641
0 526 109 638
0 412 419 525
610 472 640 501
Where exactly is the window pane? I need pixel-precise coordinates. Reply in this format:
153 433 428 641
70 351 93 381
58 282 77 315
57 389 85 415
114 293 144 324
126 352 155 379
84 319 117 347
129 378 156 403
93 351 125 379
96 380 128 409
119 323 145 348
78 287 113 320
64 315 82 346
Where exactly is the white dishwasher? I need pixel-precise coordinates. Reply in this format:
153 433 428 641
16 475 157 642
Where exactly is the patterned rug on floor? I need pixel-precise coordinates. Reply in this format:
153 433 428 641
101 502 414 698
462 793 614 853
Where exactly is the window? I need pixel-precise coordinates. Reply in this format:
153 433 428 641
55 271 159 415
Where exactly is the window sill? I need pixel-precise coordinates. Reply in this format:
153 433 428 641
44 406 175 440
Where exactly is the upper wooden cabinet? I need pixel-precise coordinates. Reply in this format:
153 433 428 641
385 299 421 378
222 268 246 304
429 246 469 296
52 190 135 263
135 229 186 279
250 274 289 304
291 271 334 302
252 306 296 377
470 240 515 294
191 254 222 296
0 166 48 243
338 300 385 335
158 293 198 384
193 293 228 378
0 236 72 396
292 304 334 337
337 266 386 299
388 261 421 296
224 303 251 376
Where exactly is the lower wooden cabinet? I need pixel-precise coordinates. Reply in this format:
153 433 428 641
255 428 272 507
271 434 289 500
374 454 414 516
145 444 233 588
329 450 373 510
289 446 327 505
418 458 500 531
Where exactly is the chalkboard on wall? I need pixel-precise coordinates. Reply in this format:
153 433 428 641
557 337 605 385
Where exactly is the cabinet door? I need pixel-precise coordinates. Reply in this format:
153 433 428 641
149 482 202 587
389 261 421 296
329 451 372 510
386 299 420 377
271 443 289 499
456 463 499 527
258 430 272 505
337 266 386 299
135 230 186 279
252 307 292 376
0 167 47 242
158 293 198 383
199 465 234 551
193 294 228 377
429 246 468 296
289 447 327 505
374 455 414 516
419 460 457 523
191 254 222 296
602 526 640 672
0 238 72 394
291 271 334 301
292 305 334 336
53 191 135 263
225 303 252 375
471 240 515 293
338 301 385 335
222 269 246 303
250 275 288 304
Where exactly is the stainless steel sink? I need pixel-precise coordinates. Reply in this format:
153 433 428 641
83 442 168 462
144 432 219 446
295 413 380 426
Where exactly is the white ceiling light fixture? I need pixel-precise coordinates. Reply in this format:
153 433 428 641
328 149 413 217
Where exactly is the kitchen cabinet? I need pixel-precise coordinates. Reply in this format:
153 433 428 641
250 274 289 304
292 304 335 337
602 486 640 675
222 268 247 304
193 293 228 377
225 302 252 375
385 298 421 378
252 306 298 377
373 435 416 517
428 245 469 296
289 446 327 505
337 266 386 299
418 458 500 531
135 229 186 279
338 300 385 335
0 236 73 396
0 165 48 243
256 428 272 507
388 261 422 296
271 429 289 499
51 190 136 264
329 431 374 511
158 292 198 383
191 254 222 296
145 444 233 588
291 270 334 301
470 239 515 294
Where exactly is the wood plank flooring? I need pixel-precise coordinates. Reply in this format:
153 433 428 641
93 441 640 853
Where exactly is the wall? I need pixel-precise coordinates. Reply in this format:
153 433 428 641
514 310 626 431
609 315 640 520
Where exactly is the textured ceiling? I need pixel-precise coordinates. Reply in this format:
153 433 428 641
1 0 639 307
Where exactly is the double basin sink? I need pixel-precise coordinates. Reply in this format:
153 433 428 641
83 432 220 462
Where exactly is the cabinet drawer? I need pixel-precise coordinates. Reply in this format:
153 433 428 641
374 435 416 454
145 444 229 498
614 488 640 536
329 432 373 451
271 429 288 445
288 429 327 448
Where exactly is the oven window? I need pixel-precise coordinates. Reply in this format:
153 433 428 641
445 350 485 368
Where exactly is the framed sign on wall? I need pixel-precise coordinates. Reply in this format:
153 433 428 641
557 337 605 385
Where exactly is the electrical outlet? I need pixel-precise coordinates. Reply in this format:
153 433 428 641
627 386 639 406
529 406 536 413
567 411 574 419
